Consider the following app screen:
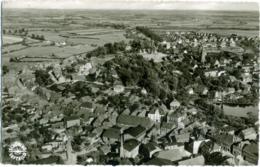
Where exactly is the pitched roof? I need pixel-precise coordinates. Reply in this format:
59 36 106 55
175 133 190 143
123 139 140 151
156 149 183 162
81 101 93 108
145 157 172 165
102 127 121 140
178 155 205 165
186 108 197 114
65 116 80 122
243 142 258 155
125 125 146 137
170 100 180 107
117 114 152 128
149 107 164 115
216 134 234 147
161 122 176 130
241 127 256 136
143 142 160 152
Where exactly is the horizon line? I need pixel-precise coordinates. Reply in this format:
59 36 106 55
3 7 259 12
3 0 259 11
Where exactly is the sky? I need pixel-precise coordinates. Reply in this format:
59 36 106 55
3 0 259 11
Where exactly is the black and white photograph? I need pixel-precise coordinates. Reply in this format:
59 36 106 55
1 0 259 165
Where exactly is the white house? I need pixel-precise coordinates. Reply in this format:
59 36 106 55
204 70 218 77
148 108 164 123
240 127 257 140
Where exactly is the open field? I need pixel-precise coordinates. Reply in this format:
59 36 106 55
3 44 93 59
3 35 23 45
2 9 259 72
63 28 123 35
3 9 258 35
3 44 28 54
2 9 258 74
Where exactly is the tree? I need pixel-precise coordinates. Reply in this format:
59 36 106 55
205 152 230 165
39 35 45 40
35 69 52 86
104 43 115 54
2 65 9 75
246 112 257 125
130 40 141 52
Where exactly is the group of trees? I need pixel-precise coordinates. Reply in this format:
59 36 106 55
136 26 163 42
129 38 156 53
71 135 83 152
31 34 45 40
86 41 127 58
109 54 179 104
194 98 251 129
3 28 28 36
35 69 53 86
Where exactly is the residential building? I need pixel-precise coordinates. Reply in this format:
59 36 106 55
120 139 140 158
160 122 176 136
170 99 180 110
102 127 121 144
80 101 94 112
117 114 153 129
66 117 80 128
124 125 146 141
239 127 257 140
140 142 161 159
242 142 258 165
204 70 218 77
167 110 186 124
232 141 250 157
215 134 234 152
185 139 210 155
148 107 164 123
174 133 190 144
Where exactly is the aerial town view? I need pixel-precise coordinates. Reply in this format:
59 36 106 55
1 0 259 165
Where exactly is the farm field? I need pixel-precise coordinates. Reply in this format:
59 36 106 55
3 44 28 54
3 45 94 59
2 9 259 72
3 35 23 45
66 31 127 45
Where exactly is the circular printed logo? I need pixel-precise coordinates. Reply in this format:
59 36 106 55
8 141 27 161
